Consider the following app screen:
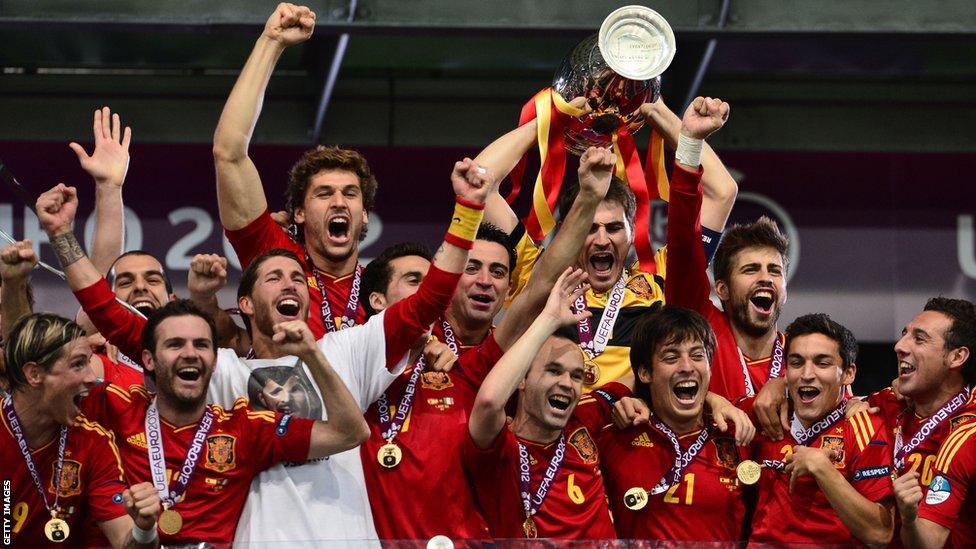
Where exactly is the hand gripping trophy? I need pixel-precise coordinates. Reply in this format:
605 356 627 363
508 5 676 272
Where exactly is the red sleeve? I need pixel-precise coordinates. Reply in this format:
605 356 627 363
83 425 129 523
573 382 632 432
848 413 895 502
382 264 461 365
74 278 146 366
918 425 976 528
224 209 297 269
664 163 711 312
245 408 316 470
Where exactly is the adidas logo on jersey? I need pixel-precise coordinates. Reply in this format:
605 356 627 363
127 432 148 449
631 432 654 448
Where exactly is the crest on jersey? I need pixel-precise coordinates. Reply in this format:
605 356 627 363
712 436 738 470
625 275 654 301
53 460 82 497
821 436 845 466
950 414 976 431
569 427 598 465
421 371 454 391
204 435 237 473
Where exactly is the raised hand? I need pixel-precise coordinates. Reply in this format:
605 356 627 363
0 239 37 282
450 157 493 205
188 254 229 300
69 106 131 187
263 3 316 47
539 267 591 329
577 146 615 200
612 396 650 429
272 319 318 360
680 96 730 141
123 481 161 532
35 183 79 236
423 337 458 372
893 471 923 522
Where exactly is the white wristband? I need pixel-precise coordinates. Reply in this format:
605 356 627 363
131 522 158 544
675 133 704 168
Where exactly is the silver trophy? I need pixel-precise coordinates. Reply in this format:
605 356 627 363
552 5 676 155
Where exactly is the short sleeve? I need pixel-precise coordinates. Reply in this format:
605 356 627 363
244 407 316 471
847 412 895 502
224 210 298 269
918 423 976 528
83 424 129 523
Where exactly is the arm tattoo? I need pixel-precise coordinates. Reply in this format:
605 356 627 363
50 232 86 267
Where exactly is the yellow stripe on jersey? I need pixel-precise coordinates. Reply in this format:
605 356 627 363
105 384 134 403
129 384 152 400
850 411 875 451
936 422 976 472
75 416 126 480
246 412 278 424
232 397 250 410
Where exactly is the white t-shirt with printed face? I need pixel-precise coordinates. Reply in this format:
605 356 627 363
207 311 406 546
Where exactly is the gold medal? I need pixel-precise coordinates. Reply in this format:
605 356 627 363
378 442 403 469
158 508 183 536
44 517 70 543
623 486 649 511
522 516 538 538
736 459 762 485
583 360 601 385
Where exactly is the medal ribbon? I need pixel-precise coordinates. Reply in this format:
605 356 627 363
894 385 972 470
4 397 67 517
517 434 566 521
736 336 784 398
145 399 215 507
764 399 849 470
376 356 426 442
649 416 710 495
305 252 362 333
576 272 627 360
440 318 459 356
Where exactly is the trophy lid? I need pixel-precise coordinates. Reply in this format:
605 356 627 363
598 5 675 81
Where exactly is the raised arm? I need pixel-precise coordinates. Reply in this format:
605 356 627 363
273 319 369 458
492 146 613 350
381 157 492 363
36 184 146 361
0 240 36 342
187 253 251 355
213 3 315 230
70 106 131 274
469 268 589 448
642 97 737 232
476 120 538 234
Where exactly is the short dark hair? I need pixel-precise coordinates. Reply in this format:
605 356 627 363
235 248 305 336
361 242 432 317
285 146 379 243
924 297 976 385
556 175 636 231
785 313 857 370
107 250 174 295
140 299 218 358
4 313 86 392
629 305 716 405
476 222 517 275
712 216 790 284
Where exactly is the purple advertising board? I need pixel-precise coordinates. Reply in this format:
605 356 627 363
2 141 974 342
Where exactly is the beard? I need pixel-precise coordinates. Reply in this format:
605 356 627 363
728 293 781 338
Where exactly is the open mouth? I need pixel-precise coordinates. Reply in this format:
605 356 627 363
327 216 350 241
589 252 614 274
469 293 494 309
548 394 571 411
73 391 88 407
898 361 916 377
797 386 821 404
276 297 301 317
749 289 774 313
176 367 202 382
672 380 699 403
131 299 156 317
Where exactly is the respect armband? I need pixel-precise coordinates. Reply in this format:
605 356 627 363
444 197 485 250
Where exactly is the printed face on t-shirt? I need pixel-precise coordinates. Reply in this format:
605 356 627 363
295 169 368 267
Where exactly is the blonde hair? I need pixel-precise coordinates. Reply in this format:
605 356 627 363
4 313 85 392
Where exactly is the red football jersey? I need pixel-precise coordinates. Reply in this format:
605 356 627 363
462 389 621 540
597 420 746 543
918 421 976 547
225 209 366 339
663 165 783 403
96 353 144 389
361 329 503 541
78 383 313 544
2 411 127 546
750 409 894 545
